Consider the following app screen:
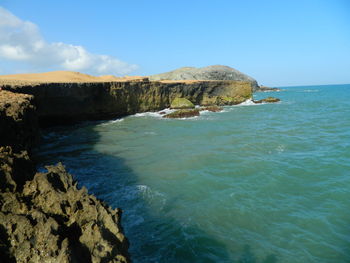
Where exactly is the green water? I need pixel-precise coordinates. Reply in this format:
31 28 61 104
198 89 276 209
36 85 350 262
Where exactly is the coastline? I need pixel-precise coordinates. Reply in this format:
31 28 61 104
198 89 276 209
0 79 252 262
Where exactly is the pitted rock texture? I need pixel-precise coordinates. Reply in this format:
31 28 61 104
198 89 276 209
0 163 129 263
0 147 35 192
0 90 130 263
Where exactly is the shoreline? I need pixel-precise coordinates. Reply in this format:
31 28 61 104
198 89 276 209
0 79 253 262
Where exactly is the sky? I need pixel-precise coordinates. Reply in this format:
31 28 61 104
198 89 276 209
0 0 349 86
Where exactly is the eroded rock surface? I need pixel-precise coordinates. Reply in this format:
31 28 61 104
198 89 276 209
0 90 130 263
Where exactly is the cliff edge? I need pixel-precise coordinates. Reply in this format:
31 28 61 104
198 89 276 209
2 78 252 126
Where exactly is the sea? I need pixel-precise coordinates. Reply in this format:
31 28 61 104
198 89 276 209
35 84 350 263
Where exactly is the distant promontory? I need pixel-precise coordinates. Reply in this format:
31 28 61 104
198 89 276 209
149 65 260 90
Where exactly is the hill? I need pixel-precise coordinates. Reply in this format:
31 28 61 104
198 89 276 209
149 65 259 90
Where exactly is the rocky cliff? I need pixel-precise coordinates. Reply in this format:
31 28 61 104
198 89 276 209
0 77 252 262
149 65 260 91
0 91 130 263
2 79 252 125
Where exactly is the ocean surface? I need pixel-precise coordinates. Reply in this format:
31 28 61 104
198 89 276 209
35 84 350 263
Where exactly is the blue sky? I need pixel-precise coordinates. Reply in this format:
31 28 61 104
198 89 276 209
0 0 349 86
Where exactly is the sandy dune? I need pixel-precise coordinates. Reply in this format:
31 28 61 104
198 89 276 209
0 71 220 87
0 71 147 85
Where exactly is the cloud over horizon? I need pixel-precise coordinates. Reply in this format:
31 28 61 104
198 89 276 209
0 7 138 75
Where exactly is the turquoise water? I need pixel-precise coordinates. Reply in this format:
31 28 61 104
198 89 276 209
36 85 350 263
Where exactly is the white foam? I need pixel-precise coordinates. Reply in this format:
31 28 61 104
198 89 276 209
134 112 161 118
110 118 124 123
99 118 124 126
236 99 259 106
177 116 200 120
132 108 176 118
276 144 285 153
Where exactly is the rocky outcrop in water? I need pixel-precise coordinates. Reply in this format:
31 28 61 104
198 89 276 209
199 106 223 112
254 97 280 104
2 80 252 125
0 90 130 263
163 109 200 118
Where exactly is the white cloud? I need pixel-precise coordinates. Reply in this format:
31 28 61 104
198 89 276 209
0 7 138 75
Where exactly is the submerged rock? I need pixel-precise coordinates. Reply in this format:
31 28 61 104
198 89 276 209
163 109 200 118
254 97 280 104
170 98 195 109
199 105 223 112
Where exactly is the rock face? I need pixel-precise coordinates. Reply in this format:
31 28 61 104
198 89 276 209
0 91 38 152
170 98 195 109
2 80 252 125
0 91 130 263
149 65 259 91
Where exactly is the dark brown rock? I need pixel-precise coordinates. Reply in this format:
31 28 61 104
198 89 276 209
199 105 223 112
254 97 280 104
163 109 200 118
